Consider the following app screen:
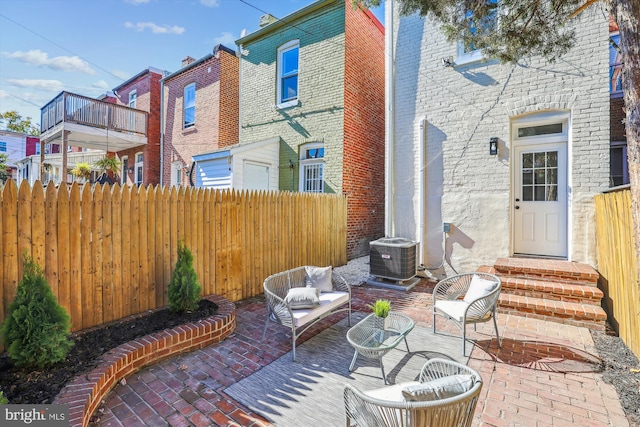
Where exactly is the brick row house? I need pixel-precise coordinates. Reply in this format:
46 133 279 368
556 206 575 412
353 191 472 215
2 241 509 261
230 0 385 258
161 45 239 187
108 67 165 187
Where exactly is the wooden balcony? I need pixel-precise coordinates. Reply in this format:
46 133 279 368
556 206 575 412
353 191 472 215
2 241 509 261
40 91 148 151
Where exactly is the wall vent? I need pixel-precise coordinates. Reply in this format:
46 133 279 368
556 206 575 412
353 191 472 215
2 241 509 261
369 238 418 281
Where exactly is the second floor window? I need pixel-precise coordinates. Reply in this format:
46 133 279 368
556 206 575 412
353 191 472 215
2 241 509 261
128 90 137 108
457 1 497 64
184 83 196 128
0 141 6 152
277 40 299 106
610 33 622 94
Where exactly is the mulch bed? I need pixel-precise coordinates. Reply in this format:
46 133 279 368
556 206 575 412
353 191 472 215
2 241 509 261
591 328 640 425
0 299 218 404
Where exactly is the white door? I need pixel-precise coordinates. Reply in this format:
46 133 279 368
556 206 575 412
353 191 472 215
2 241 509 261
513 143 567 257
244 161 270 191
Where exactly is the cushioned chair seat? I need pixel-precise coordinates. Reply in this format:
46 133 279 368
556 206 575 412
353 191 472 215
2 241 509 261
292 291 350 327
434 300 469 322
364 381 421 401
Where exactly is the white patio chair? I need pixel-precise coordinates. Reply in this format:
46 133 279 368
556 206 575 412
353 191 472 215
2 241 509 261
343 358 482 427
433 273 502 355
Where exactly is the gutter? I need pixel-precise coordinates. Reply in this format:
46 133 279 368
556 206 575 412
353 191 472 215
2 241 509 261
160 75 165 186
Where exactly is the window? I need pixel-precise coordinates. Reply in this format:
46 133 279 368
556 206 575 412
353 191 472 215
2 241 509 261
134 152 143 185
521 151 558 202
35 143 40 155
299 143 324 193
121 156 128 185
171 161 183 187
184 83 195 128
277 40 299 107
610 33 623 94
610 142 629 187
0 141 6 152
456 1 497 64
128 90 137 108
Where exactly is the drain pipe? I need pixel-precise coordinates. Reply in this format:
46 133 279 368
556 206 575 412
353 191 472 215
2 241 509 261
385 0 396 238
159 76 165 186
418 117 426 266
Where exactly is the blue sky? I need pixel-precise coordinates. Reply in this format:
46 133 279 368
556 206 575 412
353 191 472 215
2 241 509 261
0 0 384 127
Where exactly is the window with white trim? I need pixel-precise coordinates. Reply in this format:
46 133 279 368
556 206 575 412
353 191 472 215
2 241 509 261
128 90 137 108
610 141 629 187
171 161 183 187
184 83 195 128
277 40 299 107
35 143 40 155
299 143 324 193
456 1 497 65
134 152 143 185
121 156 128 185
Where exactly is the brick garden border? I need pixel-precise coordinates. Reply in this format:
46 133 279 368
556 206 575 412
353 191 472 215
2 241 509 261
53 294 236 427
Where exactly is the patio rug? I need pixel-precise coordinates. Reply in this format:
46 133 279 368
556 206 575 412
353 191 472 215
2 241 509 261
225 312 470 427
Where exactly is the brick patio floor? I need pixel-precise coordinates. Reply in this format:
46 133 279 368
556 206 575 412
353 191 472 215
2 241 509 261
91 280 630 427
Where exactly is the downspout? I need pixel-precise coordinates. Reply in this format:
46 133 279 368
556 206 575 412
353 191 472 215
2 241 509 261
385 0 396 237
159 76 165 186
419 117 426 266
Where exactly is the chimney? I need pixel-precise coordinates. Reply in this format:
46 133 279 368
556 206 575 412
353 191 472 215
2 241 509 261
259 14 277 28
181 56 196 67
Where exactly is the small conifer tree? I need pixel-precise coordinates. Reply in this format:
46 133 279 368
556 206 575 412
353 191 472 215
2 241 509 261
168 241 201 313
0 253 73 368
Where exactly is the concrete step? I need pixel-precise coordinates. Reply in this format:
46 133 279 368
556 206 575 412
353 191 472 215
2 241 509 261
477 265 603 306
493 257 599 286
497 293 607 331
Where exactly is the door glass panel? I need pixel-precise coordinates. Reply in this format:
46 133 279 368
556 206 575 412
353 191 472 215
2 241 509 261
521 150 559 202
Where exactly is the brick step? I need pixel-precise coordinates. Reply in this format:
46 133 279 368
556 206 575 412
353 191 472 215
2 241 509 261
493 257 599 286
477 266 603 306
497 293 606 331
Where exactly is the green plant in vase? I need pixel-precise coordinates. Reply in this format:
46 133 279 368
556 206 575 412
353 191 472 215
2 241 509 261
71 162 92 182
368 299 391 342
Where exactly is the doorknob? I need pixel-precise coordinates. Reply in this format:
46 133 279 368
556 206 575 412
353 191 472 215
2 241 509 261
515 198 520 202
515 206 520 209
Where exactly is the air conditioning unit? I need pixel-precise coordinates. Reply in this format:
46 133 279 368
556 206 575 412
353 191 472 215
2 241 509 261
369 238 418 281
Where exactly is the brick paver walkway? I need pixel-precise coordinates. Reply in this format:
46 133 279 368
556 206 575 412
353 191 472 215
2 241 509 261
92 280 630 426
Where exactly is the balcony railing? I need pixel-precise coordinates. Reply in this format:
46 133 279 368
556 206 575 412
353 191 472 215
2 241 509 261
41 91 148 136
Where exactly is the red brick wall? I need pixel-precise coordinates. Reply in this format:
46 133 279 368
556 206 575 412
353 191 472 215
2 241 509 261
114 70 163 186
162 56 224 186
343 4 385 259
610 96 627 142
218 50 240 149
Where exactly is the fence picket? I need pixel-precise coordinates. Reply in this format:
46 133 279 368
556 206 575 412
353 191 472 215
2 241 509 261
69 183 82 329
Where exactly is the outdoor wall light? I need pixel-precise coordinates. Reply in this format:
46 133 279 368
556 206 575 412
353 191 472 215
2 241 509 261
489 137 498 155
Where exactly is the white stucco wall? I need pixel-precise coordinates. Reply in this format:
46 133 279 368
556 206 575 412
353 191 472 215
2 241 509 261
389 3 609 275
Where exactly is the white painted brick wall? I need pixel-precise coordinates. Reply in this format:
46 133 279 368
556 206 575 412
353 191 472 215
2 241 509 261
389 3 609 274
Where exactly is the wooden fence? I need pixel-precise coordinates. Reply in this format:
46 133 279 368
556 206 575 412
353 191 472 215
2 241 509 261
595 188 640 359
0 180 347 333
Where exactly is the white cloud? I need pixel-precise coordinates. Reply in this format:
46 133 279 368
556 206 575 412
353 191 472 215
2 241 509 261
0 89 9 98
124 21 185 35
124 0 151 4
213 32 237 47
92 80 110 90
1 50 95 74
8 79 64 92
200 0 220 7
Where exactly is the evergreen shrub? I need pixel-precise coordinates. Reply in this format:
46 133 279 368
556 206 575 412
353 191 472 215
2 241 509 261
168 242 201 313
0 253 73 368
